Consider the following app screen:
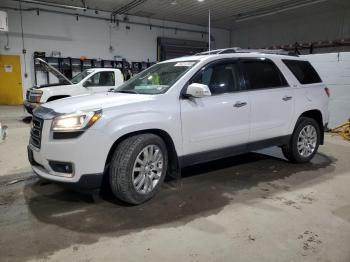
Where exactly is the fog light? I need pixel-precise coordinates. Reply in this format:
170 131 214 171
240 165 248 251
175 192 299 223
49 160 73 174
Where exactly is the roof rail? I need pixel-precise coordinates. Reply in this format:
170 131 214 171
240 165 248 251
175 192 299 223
196 47 298 56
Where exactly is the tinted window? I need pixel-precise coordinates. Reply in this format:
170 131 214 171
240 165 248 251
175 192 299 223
242 60 288 90
88 71 115 86
192 62 241 95
283 60 321 84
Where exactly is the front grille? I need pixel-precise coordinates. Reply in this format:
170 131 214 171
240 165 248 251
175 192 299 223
30 117 44 149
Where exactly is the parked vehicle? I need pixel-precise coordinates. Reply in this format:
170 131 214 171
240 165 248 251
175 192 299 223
24 58 124 114
27 48 330 204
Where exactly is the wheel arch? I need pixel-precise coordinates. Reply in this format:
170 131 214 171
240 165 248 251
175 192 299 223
298 109 324 144
105 129 180 179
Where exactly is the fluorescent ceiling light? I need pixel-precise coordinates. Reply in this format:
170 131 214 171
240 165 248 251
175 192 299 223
235 0 328 22
19 0 87 10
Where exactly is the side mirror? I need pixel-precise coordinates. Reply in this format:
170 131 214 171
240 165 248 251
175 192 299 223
83 80 93 88
185 83 211 98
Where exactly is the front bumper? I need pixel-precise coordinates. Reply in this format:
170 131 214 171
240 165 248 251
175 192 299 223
30 157 103 190
27 118 112 189
28 143 105 190
23 100 40 115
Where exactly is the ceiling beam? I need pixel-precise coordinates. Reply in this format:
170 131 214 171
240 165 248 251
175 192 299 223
1 4 209 36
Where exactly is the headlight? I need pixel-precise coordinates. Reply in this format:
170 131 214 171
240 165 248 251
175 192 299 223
51 110 102 132
31 90 43 103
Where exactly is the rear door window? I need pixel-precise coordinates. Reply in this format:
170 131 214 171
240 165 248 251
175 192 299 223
241 59 288 90
282 60 321 84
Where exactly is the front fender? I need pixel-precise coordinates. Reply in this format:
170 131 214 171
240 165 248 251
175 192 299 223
99 109 183 157
40 85 82 103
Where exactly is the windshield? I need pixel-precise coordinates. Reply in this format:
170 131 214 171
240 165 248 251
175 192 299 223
71 69 95 84
114 61 197 94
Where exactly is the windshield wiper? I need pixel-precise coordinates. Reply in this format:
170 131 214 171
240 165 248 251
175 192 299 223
115 90 139 94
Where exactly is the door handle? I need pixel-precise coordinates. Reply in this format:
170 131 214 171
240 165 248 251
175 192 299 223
282 96 292 101
233 101 247 108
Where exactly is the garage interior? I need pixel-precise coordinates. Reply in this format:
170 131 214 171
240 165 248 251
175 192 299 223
1 0 350 261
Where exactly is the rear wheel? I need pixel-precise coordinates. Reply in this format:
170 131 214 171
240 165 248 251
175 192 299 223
282 117 320 163
109 134 168 204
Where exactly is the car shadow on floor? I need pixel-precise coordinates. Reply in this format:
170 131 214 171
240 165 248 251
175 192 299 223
0 148 335 260
22 116 32 124
23 148 336 235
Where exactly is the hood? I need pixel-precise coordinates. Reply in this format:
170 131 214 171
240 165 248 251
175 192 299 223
35 58 73 85
31 83 71 89
42 92 154 114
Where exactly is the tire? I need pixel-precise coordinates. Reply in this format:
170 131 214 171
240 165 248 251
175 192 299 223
109 134 168 205
282 117 320 163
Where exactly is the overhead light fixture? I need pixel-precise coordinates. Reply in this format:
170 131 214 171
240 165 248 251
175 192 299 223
235 0 328 22
19 0 87 10
198 0 205 2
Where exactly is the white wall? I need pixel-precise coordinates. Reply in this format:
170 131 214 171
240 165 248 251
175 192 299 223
0 4 230 97
302 52 350 127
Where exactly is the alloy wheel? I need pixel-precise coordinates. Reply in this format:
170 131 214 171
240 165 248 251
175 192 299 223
297 125 317 157
132 144 164 194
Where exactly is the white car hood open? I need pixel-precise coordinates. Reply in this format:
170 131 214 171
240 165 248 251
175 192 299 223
35 58 73 85
42 92 154 114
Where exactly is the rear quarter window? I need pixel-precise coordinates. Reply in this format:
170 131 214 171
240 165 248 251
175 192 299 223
282 59 322 85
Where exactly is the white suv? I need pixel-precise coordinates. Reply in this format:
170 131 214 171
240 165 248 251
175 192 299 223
27 48 330 204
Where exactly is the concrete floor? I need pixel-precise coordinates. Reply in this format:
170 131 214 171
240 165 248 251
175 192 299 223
1 106 350 262
0 106 31 177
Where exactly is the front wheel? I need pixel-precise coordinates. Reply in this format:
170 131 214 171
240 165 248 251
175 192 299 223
282 117 320 163
109 134 168 205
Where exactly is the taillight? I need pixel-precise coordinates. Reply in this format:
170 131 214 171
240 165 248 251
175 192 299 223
324 87 330 97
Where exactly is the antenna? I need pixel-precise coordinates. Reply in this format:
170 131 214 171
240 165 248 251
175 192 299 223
208 8 211 54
